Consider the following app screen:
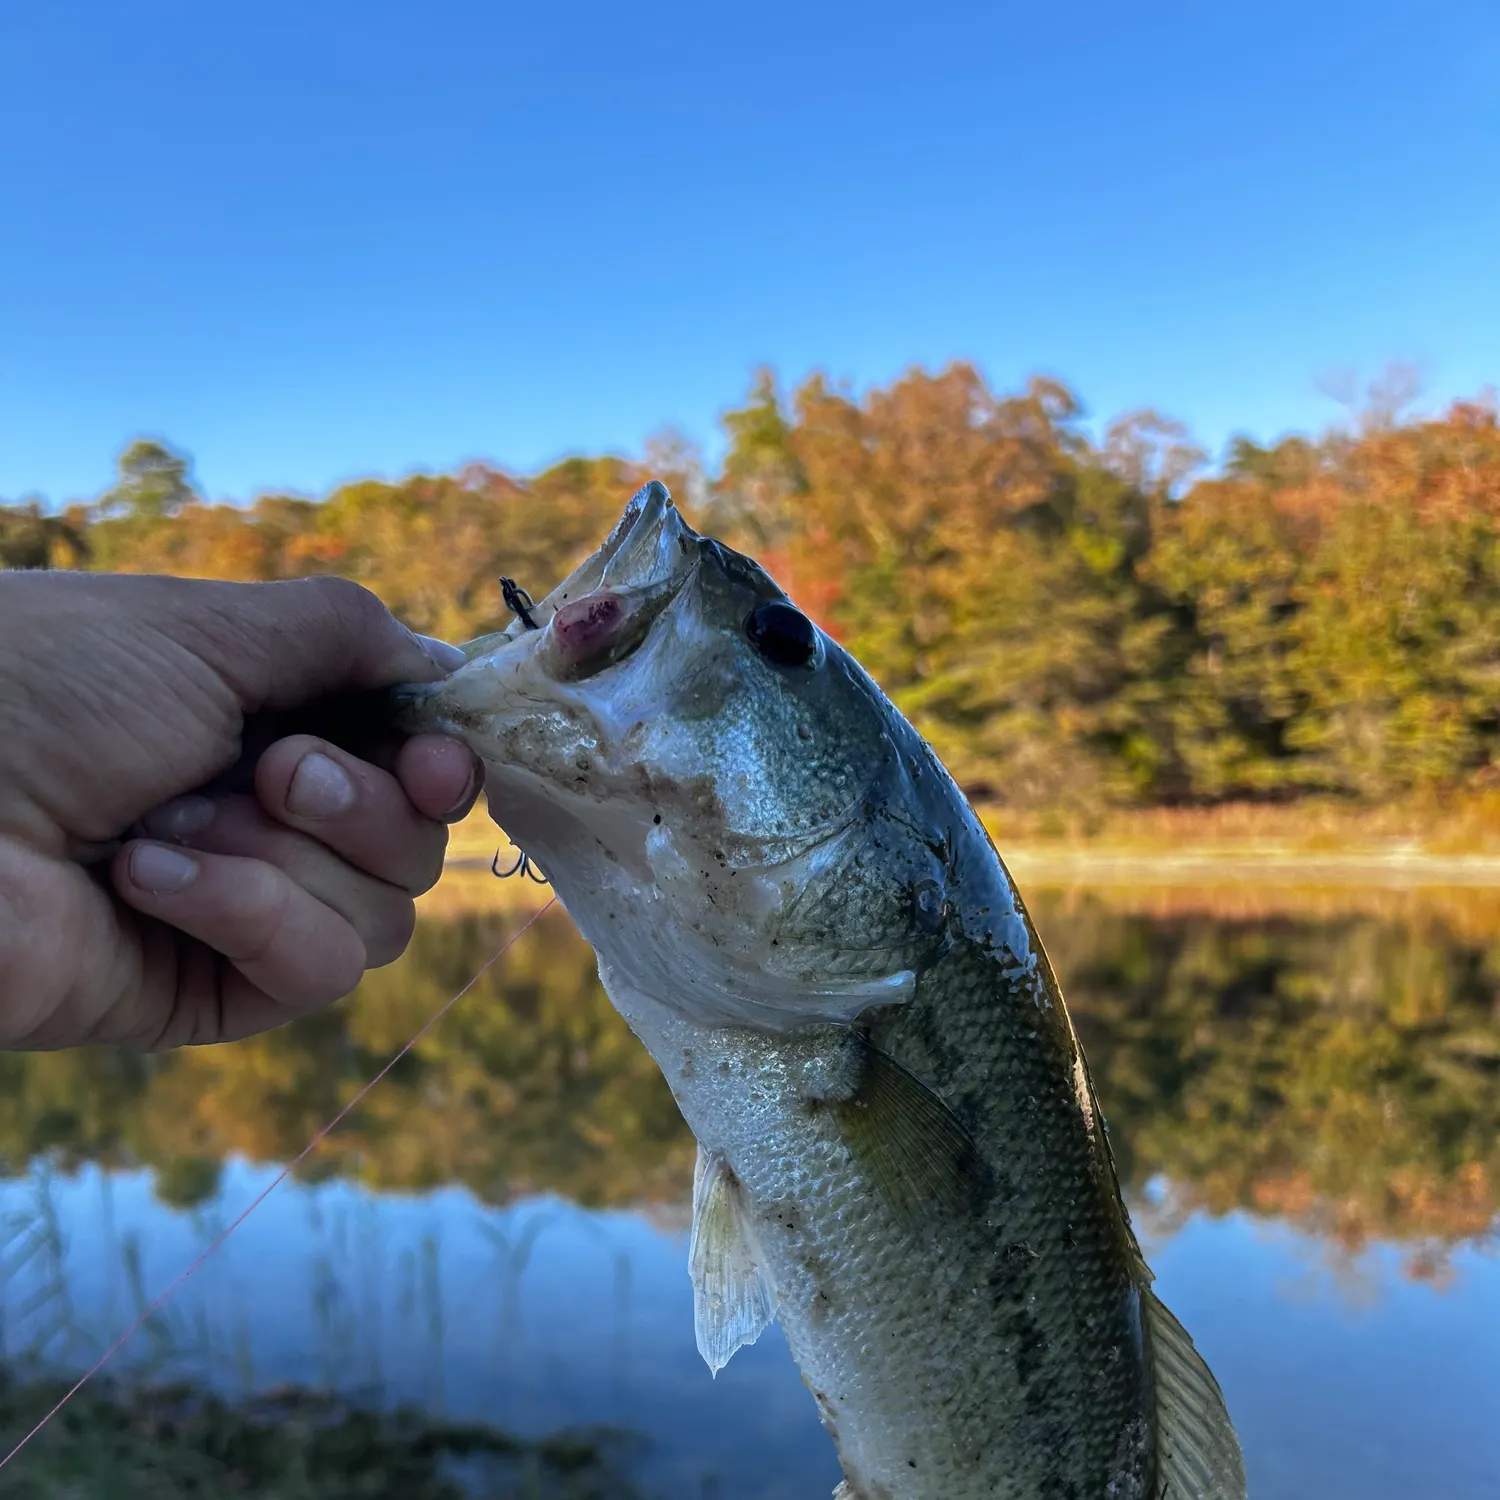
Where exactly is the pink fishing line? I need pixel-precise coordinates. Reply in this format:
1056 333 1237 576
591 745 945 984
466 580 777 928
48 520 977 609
0 895 557 1471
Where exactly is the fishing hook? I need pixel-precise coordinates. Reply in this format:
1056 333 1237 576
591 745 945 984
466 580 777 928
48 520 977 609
499 576 540 631
491 847 550 885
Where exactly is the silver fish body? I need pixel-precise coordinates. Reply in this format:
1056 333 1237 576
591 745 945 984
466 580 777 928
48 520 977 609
395 483 1245 1500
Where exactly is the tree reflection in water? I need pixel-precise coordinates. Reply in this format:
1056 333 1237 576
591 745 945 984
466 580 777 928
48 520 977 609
0 886 1495 1261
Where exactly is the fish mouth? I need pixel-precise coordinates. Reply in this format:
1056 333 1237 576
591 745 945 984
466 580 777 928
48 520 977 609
475 480 696 655
390 480 699 719
540 479 703 677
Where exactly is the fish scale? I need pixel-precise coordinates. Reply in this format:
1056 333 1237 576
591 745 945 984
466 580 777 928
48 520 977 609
394 480 1245 1500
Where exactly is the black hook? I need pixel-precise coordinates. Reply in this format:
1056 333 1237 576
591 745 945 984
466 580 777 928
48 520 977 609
490 847 549 885
499 576 540 631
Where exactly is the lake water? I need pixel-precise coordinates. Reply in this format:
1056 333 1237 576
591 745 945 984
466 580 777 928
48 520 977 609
0 880 1496 1498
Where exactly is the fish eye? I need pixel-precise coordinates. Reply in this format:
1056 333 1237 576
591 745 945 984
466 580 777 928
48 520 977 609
745 601 818 668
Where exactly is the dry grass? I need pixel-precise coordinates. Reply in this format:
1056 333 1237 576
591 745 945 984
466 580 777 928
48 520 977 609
1021 878 1500 942
437 790 1500 923
978 790 1500 858
429 805 1500 936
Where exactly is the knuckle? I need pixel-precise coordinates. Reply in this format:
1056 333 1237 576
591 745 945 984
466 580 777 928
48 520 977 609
224 861 296 967
300 574 387 627
0 847 58 1026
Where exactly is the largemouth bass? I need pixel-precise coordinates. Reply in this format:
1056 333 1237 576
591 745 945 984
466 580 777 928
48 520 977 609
395 482 1246 1500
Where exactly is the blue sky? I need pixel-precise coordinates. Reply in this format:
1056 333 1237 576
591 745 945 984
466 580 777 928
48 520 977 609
2 1 1496 505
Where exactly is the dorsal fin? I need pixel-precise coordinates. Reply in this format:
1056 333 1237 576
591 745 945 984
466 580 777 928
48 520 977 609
1143 1288 1246 1499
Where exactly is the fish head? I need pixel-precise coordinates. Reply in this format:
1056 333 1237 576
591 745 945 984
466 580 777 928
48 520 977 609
396 481 947 1030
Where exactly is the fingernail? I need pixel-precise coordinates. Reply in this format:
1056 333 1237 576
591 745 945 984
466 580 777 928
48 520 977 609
140 795 217 842
442 755 484 823
129 843 198 895
413 633 469 673
287 751 357 819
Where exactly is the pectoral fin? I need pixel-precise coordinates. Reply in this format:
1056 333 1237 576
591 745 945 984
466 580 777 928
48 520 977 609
830 1033 981 1230
1143 1288 1246 1499
689 1146 777 1375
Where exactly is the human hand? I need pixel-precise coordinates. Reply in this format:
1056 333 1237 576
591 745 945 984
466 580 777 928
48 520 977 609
0 572 482 1050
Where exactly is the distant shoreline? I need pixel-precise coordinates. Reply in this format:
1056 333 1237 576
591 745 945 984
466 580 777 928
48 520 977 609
995 845 1500 887
441 842 1500 889
439 797 1500 891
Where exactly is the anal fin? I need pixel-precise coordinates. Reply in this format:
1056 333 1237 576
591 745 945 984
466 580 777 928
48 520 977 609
689 1145 776 1375
1143 1289 1246 1499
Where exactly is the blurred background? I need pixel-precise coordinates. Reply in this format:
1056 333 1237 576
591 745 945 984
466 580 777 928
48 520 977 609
1 3 1498 1496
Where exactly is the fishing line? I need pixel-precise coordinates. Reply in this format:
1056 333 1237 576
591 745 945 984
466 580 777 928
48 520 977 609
0 894 556 1472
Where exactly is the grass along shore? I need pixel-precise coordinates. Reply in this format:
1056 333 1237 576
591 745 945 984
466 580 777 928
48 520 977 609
439 790 1500 893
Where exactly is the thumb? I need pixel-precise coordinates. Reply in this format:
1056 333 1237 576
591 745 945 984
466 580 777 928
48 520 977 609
149 575 466 710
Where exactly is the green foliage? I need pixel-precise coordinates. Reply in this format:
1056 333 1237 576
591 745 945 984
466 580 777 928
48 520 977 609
105 440 196 518
1142 477 1312 799
709 367 806 550
0 502 89 570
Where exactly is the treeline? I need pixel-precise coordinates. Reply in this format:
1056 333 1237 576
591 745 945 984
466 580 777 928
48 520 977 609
6 365 1500 809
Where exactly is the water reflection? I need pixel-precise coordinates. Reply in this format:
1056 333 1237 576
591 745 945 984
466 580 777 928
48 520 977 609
8 886 1498 1250
0 883 1496 1497
1035 887 1500 1258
